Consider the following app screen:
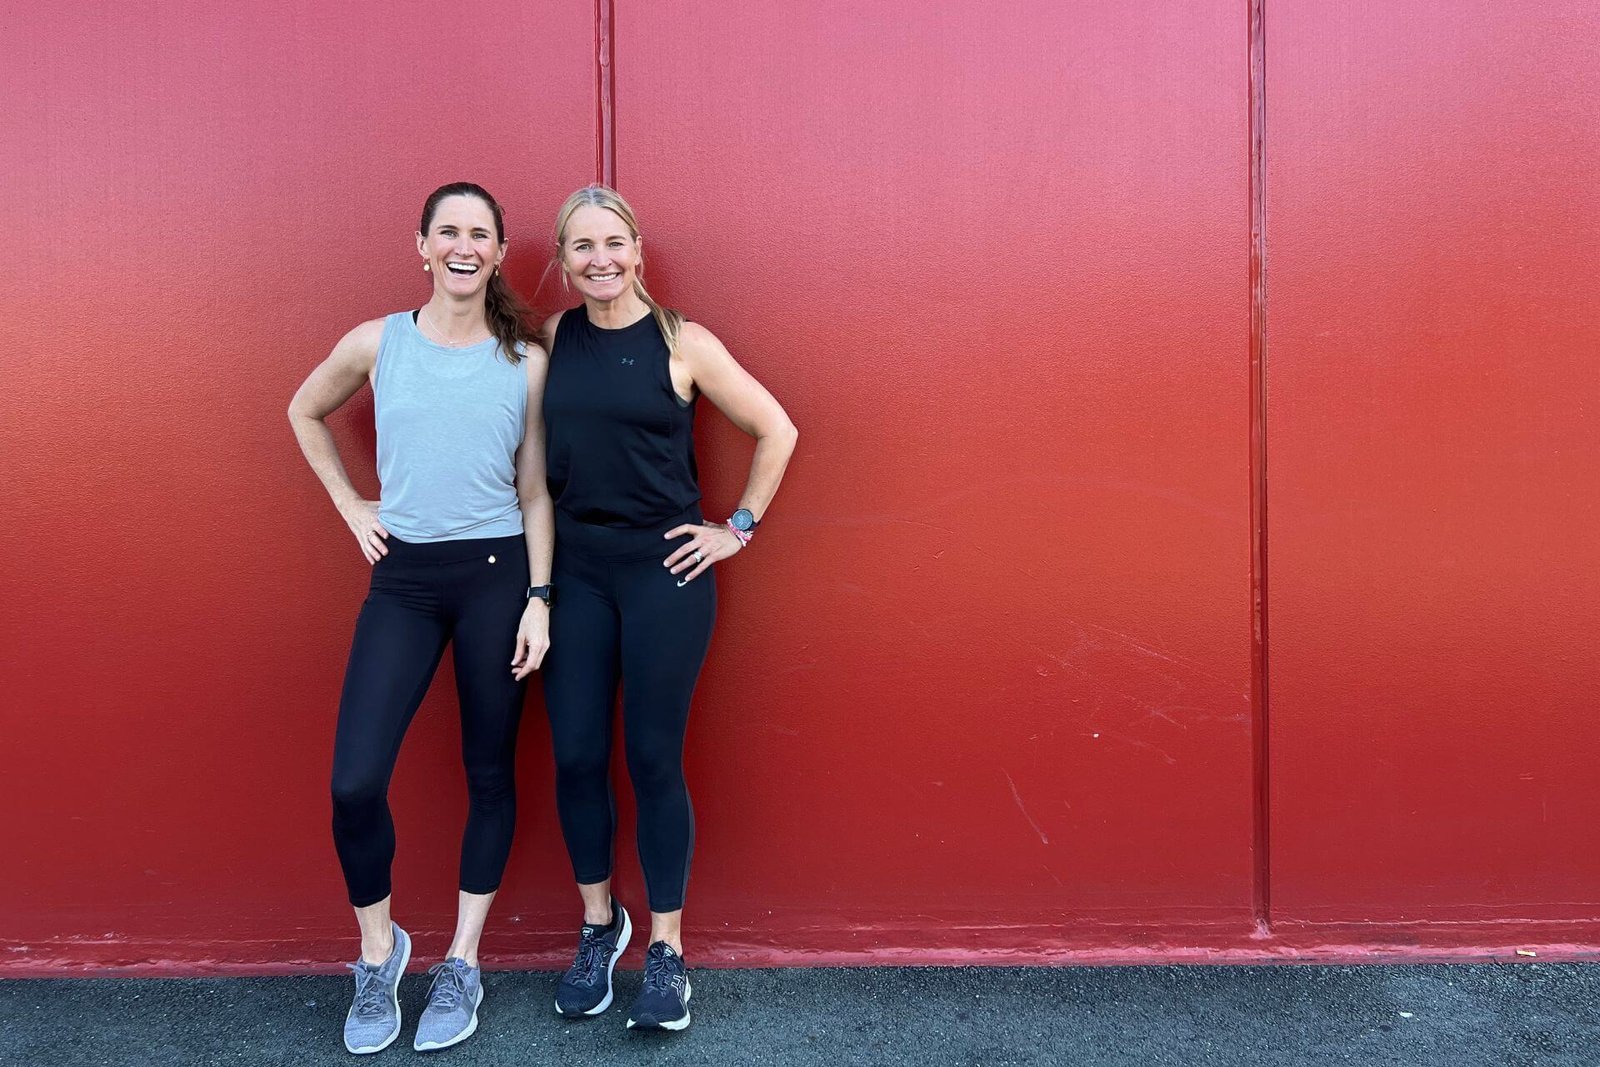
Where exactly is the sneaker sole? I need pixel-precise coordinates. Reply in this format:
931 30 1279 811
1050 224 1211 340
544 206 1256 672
555 906 633 1018
414 984 483 1052
345 930 412 1054
627 977 692 1031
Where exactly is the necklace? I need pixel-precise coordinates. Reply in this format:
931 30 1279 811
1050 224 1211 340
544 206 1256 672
420 306 489 348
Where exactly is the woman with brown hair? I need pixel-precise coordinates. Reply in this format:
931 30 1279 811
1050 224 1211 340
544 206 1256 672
288 182 551 1054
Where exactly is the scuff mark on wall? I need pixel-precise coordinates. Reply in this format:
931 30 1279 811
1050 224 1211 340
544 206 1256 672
1002 768 1050 845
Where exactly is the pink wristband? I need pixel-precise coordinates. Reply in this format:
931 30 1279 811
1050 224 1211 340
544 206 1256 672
725 520 752 547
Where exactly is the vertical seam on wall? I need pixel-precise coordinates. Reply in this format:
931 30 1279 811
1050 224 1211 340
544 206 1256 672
596 0 616 186
1249 0 1272 935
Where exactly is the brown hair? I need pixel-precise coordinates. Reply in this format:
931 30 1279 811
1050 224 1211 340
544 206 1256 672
419 183 536 364
552 184 684 355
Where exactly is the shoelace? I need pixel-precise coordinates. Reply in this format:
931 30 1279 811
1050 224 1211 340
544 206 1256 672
641 945 684 994
569 929 609 983
425 960 471 1012
346 962 390 1019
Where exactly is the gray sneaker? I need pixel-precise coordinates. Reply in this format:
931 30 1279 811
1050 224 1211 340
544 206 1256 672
343 923 411 1055
413 957 484 1052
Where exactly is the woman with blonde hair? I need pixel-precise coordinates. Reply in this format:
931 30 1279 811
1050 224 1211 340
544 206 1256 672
539 184 797 1031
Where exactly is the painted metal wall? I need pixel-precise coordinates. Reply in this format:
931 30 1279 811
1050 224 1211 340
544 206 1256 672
1 0 1595 974
612 0 1257 959
1 0 599 972
1266 0 1600 947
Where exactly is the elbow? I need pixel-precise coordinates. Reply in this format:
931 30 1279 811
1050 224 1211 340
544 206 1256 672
762 412 797 446
287 391 316 426
775 419 799 451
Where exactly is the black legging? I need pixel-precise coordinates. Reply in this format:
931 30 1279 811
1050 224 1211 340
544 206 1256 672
542 509 715 913
330 533 529 908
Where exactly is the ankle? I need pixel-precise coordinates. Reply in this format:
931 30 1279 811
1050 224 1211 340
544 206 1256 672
360 932 395 967
583 902 615 926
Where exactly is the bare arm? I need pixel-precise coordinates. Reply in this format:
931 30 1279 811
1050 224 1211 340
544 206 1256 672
663 321 798 582
676 321 798 521
536 310 565 358
287 318 388 563
512 343 554 680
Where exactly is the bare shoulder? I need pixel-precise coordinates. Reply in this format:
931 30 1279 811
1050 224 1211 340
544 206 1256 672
520 338 550 378
537 310 567 352
289 316 387 417
330 316 387 372
678 320 734 364
346 316 388 345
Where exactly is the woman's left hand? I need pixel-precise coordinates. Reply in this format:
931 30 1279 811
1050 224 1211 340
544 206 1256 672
663 522 743 583
511 601 550 680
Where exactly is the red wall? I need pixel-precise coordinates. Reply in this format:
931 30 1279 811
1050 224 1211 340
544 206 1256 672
615 0 1257 953
1266 0 1600 944
2 0 1596 974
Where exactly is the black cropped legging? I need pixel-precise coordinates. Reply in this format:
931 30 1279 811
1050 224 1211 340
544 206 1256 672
541 508 715 913
330 533 528 908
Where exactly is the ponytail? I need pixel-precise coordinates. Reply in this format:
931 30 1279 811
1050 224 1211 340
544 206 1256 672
485 268 537 365
632 277 683 357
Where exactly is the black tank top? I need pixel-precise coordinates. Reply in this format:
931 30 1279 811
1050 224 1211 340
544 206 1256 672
543 306 701 527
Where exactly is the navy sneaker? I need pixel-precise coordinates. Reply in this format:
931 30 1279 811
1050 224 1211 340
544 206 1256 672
555 900 632 1017
626 941 692 1031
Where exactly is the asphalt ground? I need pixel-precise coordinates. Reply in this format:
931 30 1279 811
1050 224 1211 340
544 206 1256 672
3 963 1598 1067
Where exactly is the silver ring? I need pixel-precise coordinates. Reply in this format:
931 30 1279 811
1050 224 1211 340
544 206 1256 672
693 549 704 564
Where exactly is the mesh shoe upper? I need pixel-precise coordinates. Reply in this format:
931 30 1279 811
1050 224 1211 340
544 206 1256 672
414 957 482 1050
627 941 691 1029
556 903 630 1016
343 923 410 1053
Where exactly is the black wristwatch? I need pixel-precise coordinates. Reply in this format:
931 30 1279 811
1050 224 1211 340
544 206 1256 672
526 585 554 606
729 509 760 533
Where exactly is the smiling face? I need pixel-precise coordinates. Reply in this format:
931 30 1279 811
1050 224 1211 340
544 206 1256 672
416 194 504 299
560 203 642 305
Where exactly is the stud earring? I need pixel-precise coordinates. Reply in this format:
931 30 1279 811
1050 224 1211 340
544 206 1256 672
423 261 430 272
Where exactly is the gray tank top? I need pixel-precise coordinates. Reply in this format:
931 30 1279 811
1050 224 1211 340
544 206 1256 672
374 311 526 542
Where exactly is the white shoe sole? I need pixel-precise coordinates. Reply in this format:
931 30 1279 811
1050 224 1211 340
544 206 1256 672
414 984 484 1051
344 930 412 1054
627 977 692 1031
554 906 633 1017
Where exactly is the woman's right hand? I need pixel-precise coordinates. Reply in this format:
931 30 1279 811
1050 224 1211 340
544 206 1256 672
340 499 390 564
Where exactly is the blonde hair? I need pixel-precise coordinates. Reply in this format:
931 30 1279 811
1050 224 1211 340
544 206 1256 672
552 184 683 355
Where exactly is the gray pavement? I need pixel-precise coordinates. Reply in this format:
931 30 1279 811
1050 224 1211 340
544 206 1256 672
3 963 1597 1067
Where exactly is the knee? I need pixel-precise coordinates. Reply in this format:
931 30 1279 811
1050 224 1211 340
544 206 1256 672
624 743 683 799
552 742 609 786
463 760 517 808
330 770 386 817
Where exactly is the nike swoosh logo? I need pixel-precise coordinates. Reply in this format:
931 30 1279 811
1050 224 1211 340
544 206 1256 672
677 580 689 588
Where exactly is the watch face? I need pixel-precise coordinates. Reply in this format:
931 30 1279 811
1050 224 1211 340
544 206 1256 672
731 509 755 532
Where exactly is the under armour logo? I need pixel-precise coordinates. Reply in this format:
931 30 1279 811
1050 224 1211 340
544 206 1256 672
620 357 636 365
